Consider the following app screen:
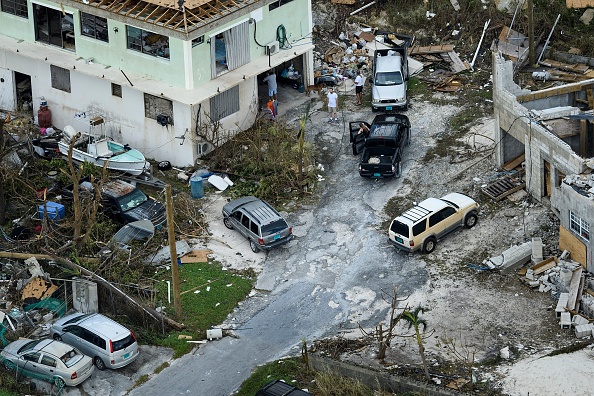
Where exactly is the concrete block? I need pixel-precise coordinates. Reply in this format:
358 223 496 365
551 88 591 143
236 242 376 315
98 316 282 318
500 242 533 274
539 284 552 293
528 280 540 288
559 312 571 329
531 237 543 263
560 312 572 329
572 314 589 326
574 324 592 338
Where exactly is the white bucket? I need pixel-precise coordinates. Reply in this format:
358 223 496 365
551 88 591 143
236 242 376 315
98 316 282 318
206 328 223 340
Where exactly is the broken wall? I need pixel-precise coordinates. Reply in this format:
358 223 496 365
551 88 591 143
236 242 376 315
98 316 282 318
492 52 588 201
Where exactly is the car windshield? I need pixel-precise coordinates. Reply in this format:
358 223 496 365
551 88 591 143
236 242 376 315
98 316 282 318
60 349 83 368
117 189 148 212
63 313 94 325
261 219 288 236
375 71 403 86
112 334 135 352
390 220 409 237
18 340 42 354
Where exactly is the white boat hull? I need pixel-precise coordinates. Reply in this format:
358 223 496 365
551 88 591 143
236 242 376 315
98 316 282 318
58 135 148 176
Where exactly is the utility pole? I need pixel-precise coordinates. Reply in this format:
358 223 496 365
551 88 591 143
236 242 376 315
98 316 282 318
166 184 182 318
528 0 535 65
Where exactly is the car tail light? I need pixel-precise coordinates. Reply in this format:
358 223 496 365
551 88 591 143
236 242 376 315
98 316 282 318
71 372 78 380
289 227 293 234
131 331 137 342
109 339 114 353
258 238 264 245
111 359 115 365
410 240 414 247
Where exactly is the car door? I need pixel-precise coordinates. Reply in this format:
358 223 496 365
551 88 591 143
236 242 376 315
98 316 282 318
39 353 61 380
230 210 243 231
441 206 461 234
428 210 448 238
349 121 370 156
61 325 88 356
20 351 41 372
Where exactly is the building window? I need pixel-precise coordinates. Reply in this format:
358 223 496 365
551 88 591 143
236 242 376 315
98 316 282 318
210 21 250 78
81 13 108 42
1 0 28 18
50 65 71 93
269 0 295 11
144 93 173 125
192 35 204 47
570 211 589 241
127 26 169 59
34 4 75 51
111 83 122 98
209 86 239 122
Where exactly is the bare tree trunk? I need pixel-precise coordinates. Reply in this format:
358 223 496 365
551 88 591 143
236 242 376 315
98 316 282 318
416 332 430 381
0 119 7 225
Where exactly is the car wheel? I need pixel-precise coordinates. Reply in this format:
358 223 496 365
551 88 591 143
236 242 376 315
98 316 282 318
249 240 261 253
52 334 62 341
3 360 15 371
223 217 233 229
53 377 65 388
394 161 402 178
422 237 437 254
465 213 478 228
158 161 172 171
94 356 106 371
371 107 378 113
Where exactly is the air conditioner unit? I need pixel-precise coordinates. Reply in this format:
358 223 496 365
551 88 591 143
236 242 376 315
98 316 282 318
265 41 280 55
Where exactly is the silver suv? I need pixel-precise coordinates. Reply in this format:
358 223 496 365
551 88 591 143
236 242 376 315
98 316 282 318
50 312 139 370
388 193 479 253
222 196 293 253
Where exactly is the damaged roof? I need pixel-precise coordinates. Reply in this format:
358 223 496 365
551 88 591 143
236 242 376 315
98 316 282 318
62 0 259 37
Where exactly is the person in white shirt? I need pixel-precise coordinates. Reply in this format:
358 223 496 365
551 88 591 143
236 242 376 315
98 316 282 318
327 87 338 122
354 71 364 105
263 70 278 101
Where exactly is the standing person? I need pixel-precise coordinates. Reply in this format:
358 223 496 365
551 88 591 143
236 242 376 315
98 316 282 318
267 98 276 122
263 70 278 101
354 71 364 105
326 87 338 122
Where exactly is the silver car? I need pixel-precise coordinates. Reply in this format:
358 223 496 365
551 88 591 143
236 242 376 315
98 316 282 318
50 312 139 370
222 196 293 253
0 338 94 387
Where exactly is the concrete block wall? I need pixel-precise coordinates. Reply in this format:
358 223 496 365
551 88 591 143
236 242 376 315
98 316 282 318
492 52 588 202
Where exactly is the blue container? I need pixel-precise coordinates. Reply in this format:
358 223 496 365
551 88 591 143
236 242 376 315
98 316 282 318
38 201 65 221
190 175 204 198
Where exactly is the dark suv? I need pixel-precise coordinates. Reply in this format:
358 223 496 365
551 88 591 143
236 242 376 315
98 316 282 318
222 196 293 253
101 180 166 228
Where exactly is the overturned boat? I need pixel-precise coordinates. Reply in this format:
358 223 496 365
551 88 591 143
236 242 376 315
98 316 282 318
58 125 149 176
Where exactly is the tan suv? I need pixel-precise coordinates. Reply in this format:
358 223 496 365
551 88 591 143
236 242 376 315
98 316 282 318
388 193 479 253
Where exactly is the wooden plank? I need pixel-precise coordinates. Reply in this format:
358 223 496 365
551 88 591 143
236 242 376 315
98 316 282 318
180 249 212 263
530 256 558 275
567 267 583 311
410 45 455 55
442 51 468 73
559 225 587 268
517 82 594 103
539 58 591 74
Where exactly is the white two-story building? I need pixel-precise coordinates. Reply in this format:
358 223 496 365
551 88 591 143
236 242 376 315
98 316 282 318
0 0 314 166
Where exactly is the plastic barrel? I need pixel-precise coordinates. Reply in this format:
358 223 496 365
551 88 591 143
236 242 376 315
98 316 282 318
190 175 204 198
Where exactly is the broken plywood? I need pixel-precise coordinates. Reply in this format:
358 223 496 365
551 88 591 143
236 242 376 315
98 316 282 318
502 153 526 171
180 249 212 264
21 277 58 302
559 225 587 268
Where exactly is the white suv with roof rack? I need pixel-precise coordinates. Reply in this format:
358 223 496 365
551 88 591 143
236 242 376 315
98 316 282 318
388 193 479 253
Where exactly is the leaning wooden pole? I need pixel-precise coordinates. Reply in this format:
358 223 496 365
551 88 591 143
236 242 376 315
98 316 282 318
166 185 182 318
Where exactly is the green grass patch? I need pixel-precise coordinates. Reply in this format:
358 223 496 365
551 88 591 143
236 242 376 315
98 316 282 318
133 374 150 388
235 357 311 396
152 261 254 357
154 361 170 374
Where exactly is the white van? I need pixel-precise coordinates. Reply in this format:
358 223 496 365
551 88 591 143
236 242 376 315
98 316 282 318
50 312 139 370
